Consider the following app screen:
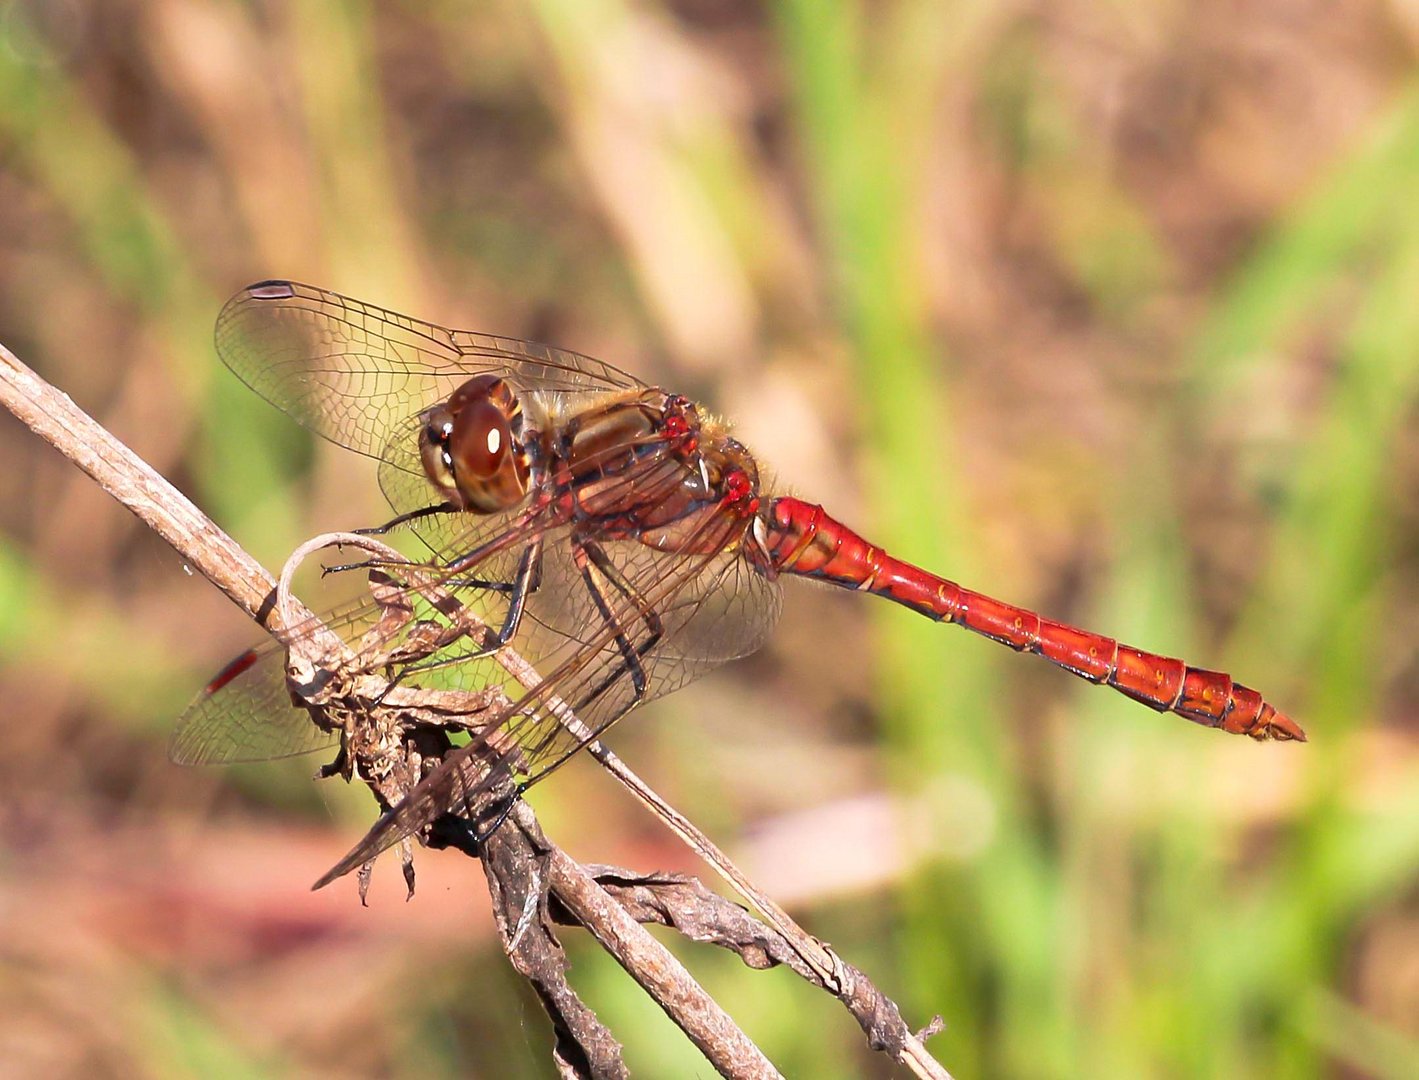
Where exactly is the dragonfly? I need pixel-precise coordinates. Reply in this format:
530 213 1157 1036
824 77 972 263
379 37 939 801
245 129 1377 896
172 280 1305 889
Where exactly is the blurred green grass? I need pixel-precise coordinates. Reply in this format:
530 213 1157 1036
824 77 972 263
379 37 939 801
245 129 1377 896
0 2 1414 1077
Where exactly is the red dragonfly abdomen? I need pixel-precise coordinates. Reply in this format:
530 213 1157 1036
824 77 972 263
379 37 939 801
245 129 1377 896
761 497 1304 742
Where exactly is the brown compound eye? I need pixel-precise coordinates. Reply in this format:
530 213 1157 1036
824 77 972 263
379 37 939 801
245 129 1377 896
439 375 531 513
418 405 458 504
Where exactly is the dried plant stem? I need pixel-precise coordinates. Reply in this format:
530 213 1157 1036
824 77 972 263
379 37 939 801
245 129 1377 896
0 340 951 1080
578 743 950 1078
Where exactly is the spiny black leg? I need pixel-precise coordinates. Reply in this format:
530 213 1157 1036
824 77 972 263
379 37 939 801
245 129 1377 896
444 522 536 575
427 778 527 855
330 512 537 581
355 502 458 536
571 538 662 708
476 785 524 840
439 540 672 799
492 536 544 649
437 578 518 593
583 539 664 643
322 555 412 577
385 536 545 683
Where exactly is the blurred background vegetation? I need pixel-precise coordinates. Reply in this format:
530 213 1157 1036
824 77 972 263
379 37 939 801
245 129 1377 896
0 1 1415 1076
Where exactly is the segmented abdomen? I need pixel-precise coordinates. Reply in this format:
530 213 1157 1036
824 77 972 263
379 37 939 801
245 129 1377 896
761 497 1303 741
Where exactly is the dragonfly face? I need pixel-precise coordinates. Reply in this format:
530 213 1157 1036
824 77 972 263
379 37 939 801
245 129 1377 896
418 374 536 513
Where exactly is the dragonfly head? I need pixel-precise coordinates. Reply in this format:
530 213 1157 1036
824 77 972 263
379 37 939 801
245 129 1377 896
419 375 533 512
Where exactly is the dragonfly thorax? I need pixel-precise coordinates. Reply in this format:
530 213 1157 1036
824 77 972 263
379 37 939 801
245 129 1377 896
418 375 534 513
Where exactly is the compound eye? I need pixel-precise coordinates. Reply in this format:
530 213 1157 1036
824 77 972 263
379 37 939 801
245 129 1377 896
451 399 511 479
444 376 530 512
418 406 457 502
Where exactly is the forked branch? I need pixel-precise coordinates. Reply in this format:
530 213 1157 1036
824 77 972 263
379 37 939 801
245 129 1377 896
0 340 951 1080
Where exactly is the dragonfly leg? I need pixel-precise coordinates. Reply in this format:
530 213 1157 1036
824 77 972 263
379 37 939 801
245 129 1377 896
487 537 543 649
323 554 418 576
584 540 663 640
333 506 544 577
435 578 517 593
427 783 527 855
354 501 458 536
573 538 663 705
373 536 545 696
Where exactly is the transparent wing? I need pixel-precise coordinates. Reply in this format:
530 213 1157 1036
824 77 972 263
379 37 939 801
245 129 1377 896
524 533 782 674
168 540 540 768
171 641 339 765
311 500 783 886
176 459 780 875
177 335 782 877
172 514 779 778
214 279 643 462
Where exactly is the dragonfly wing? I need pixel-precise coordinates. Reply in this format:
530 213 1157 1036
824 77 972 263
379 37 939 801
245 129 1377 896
313 503 783 886
449 328 642 395
171 514 561 768
215 280 642 462
525 537 782 673
171 642 338 765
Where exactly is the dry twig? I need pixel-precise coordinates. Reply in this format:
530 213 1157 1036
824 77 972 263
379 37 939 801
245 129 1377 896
0 339 951 1080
